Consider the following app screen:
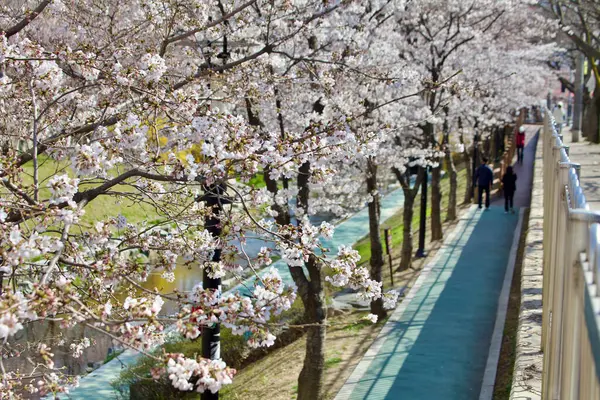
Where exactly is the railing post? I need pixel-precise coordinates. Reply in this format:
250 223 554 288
559 191 587 399
542 114 553 351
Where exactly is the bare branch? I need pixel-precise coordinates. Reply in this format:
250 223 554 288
159 0 258 56
3 1 51 38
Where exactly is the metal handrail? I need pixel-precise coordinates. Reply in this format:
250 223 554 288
541 110 600 399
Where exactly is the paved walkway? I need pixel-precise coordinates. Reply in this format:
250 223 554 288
336 129 537 400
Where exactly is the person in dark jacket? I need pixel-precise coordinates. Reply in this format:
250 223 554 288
475 157 494 210
516 126 526 164
502 166 517 214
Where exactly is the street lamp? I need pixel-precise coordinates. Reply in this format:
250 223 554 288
415 165 428 258
471 132 479 200
197 183 231 400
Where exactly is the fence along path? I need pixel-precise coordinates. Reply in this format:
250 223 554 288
540 112 600 399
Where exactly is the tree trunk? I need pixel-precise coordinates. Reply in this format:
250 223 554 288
430 164 442 241
442 108 457 222
393 168 421 272
296 264 326 400
295 162 328 400
445 150 458 221
367 159 386 318
463 148 472 204
584 85 600 143
400 187 415 271
247 98 327 399
582 87 591 137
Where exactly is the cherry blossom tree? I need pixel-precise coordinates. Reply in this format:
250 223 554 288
0 0 559 399
0 0 392 398
389 0 554 236
540 0 600 142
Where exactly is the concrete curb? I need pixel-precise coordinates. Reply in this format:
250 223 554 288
510 131 544 400
480 208 525 399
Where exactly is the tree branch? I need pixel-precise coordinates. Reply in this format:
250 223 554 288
159 0 258 56
3 0 51 38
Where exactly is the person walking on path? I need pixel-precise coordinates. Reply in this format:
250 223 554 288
516 126 526 164
553 102 566 135
476 157 494 210
501 166 517 214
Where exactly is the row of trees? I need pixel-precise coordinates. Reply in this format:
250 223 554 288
541 0 600 143
0 0 555 398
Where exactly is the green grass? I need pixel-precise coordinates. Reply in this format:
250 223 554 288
14 155 160 225
341 320 373 332
247 173 267 189
104 349 125 364
324 357 343 369
115 296 306 397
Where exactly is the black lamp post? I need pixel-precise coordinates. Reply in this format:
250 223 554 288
197 183 231 400
471 133 479 199
415 166 428 258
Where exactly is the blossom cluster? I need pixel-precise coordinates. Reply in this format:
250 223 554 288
166 354 235 393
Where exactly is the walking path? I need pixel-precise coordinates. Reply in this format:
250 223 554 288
336 129 537 400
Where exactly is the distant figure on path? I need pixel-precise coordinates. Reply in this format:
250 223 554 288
552 102 566 134
476 157 494 210
516 126 526 164
502 166 517 214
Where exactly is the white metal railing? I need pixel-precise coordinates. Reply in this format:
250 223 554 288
542 110 600 399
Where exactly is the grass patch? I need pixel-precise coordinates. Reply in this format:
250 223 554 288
247 173 267 189
492 207 530 399
341 320 372 332
114 328 250 400
324 357 343 369
104 349 125 365
220 311 384 400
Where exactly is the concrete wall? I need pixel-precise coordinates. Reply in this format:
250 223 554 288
510 129 544 399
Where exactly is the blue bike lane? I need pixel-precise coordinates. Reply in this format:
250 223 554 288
335 206 522 400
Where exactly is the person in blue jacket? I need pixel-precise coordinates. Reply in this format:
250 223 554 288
476 157 494 210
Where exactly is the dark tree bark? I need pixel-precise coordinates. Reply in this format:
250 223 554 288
460 126 472 205
583 84 600 143
246 99 327 400
393 168 423 271
430 164 443 241
423 89 442 241
295 162 328 400
426 115 442 241
445 151 458 220
441 106 457 222
582 86 591 137
400 191 415 270
296 256 326 400
366 158 386 319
